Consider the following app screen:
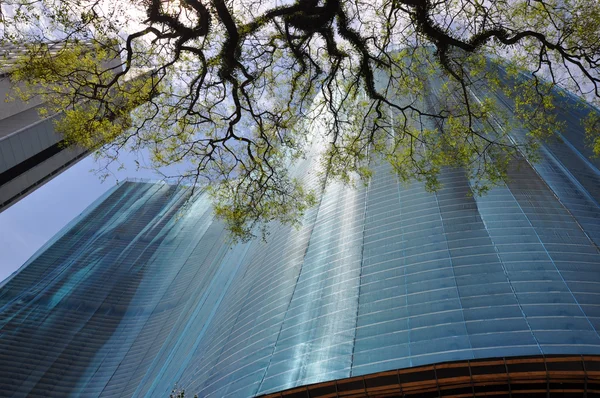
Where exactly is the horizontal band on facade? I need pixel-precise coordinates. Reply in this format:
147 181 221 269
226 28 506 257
260 354 600 397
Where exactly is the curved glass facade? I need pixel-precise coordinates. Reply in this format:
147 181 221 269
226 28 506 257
1 75 600 397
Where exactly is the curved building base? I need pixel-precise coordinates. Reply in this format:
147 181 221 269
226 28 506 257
260 355 600 397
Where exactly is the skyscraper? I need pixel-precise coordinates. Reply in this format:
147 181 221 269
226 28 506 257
0 41 123 212
0 47 88 211
1 63 600 397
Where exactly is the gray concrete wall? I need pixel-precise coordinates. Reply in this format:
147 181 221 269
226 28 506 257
0 77 45 121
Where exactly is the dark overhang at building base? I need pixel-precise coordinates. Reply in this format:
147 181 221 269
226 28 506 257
259 355 600 398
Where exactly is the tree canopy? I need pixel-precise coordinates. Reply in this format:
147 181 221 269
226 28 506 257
2 0 600 239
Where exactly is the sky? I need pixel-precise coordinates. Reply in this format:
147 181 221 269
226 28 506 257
0 152 161 283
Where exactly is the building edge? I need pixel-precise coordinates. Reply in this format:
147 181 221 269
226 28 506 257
258 355 600 397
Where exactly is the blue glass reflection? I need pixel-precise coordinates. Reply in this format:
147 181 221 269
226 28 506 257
1 69 600 398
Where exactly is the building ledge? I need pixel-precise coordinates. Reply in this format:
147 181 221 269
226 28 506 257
259 355 600 397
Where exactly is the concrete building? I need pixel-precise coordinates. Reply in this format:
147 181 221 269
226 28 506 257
0 42 121 211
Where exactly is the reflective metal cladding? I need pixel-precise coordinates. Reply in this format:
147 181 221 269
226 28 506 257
2 66 600 397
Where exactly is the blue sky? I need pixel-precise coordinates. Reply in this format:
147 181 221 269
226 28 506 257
0 153 161 282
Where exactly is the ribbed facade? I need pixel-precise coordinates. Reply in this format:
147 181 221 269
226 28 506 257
1 64 600 397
